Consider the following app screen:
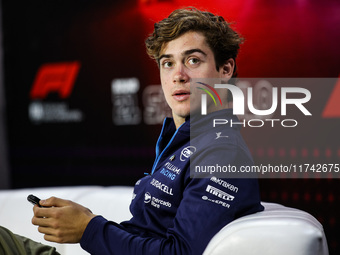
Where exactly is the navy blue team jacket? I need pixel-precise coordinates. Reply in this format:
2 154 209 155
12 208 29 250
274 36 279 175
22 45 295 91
80 109 264 254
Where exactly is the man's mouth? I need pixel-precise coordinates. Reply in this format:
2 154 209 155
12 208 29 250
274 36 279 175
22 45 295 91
172 90 191 101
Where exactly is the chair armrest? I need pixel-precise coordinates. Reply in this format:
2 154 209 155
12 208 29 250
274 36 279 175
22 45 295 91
203 202 328 255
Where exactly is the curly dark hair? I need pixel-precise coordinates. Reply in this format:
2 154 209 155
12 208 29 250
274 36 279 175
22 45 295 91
145 7 243 78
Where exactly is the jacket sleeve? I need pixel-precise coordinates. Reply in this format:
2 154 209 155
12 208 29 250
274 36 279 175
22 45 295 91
80 144 263 254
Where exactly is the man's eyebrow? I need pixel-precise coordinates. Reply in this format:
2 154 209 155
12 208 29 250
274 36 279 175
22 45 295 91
158 54 172 63
183 48 207 56
157 48 207 64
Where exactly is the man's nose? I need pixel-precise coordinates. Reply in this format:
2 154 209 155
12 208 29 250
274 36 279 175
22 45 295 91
173 64 189 84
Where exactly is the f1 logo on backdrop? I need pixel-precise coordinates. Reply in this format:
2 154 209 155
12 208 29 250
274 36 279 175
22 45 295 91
30 61 81 99
28 61 83 123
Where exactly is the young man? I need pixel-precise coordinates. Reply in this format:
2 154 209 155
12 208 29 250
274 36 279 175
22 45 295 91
1 7 263 255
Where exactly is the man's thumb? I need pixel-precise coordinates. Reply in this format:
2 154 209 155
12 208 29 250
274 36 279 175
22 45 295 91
40 196 66 207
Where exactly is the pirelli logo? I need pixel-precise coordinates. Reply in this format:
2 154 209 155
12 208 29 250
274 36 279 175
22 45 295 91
206 185 235 201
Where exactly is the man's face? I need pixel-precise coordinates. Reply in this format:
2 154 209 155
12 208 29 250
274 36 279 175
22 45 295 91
159 31 232 127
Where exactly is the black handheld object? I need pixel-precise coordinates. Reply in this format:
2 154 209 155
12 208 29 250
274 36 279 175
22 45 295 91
27 194 43 207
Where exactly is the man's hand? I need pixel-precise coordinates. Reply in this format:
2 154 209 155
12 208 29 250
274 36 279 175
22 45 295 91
32 197 96 243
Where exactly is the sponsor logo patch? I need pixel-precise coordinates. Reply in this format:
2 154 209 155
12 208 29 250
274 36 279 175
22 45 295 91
180 146 196 161
206 185 235 201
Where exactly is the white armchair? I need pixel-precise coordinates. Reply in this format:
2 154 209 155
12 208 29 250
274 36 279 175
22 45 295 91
0 186 328 255
204 202 328 255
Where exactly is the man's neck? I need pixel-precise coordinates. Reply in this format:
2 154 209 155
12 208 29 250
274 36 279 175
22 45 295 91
173 115 186 129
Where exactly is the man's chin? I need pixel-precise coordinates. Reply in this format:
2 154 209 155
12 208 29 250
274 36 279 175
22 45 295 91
172 109 190 119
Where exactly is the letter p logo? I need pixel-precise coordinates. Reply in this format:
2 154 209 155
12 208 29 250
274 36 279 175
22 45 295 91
196 82 222 115
197 82 244 115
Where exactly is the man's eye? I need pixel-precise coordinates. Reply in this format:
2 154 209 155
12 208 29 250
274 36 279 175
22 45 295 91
162 61 173 68
188 58 200 65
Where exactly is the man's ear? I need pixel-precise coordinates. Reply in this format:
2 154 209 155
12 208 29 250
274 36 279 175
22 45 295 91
220 58 235 78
